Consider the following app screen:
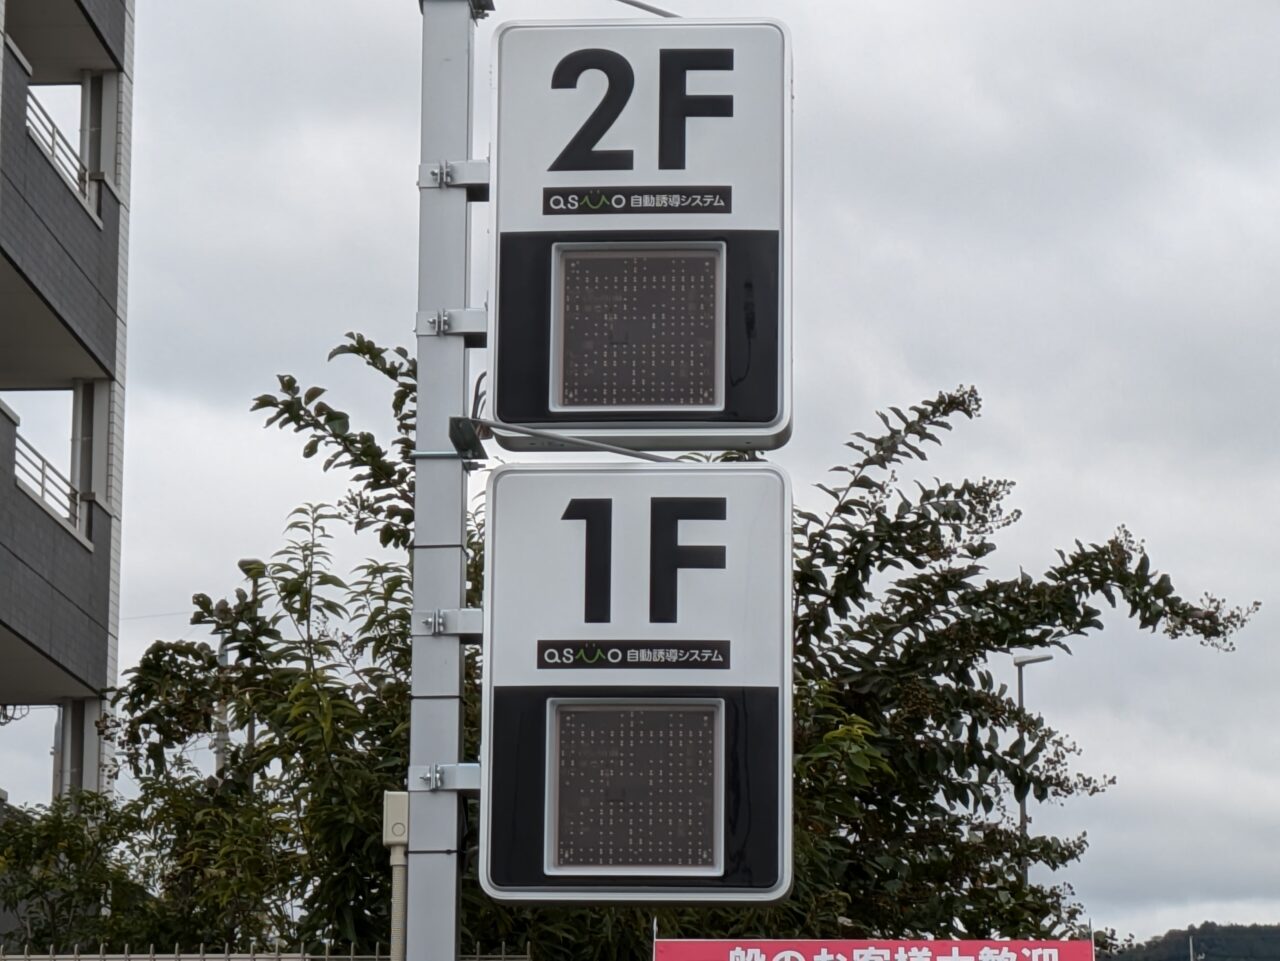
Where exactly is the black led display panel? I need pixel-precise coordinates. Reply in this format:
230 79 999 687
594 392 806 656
486 685 782 893
553 246 723 411
550 701 720 873
494 231 782 434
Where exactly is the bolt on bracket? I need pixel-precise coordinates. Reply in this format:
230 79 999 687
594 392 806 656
418 308 487 347
423 607 483 641
419 159 490 201
411 762 481 795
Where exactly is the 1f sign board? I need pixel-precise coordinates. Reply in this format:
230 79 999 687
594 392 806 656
480 463 793 902
490 21 792 451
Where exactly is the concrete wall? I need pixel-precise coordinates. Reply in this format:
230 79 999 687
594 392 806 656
0 406 111 693
0 43 119 379
76 0 127 71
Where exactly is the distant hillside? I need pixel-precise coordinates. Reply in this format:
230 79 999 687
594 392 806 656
1116 923 1280 961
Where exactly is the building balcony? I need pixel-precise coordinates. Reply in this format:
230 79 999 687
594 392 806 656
0 399 109 703
2 0 126 85
0 0 127 799
1 29 123 385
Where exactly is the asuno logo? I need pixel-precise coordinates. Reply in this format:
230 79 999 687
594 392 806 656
542 185 733 216
542 644 624 665
547 190 626 212
534 639 732 670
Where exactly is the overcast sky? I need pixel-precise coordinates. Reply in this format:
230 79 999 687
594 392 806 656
2 0 1277 944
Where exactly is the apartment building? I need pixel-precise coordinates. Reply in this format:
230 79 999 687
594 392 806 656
0 0 134 795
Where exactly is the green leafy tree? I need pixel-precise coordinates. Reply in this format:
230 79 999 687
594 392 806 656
456 386 1253 958
1101 922 1280 961
106 504 414 946
0 791 152 946
7 333 1249 953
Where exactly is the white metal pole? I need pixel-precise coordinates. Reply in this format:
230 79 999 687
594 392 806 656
410 1 475 958
1016 661 1027 858
1012 653 1052 886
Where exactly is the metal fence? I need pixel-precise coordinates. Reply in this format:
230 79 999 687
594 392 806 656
13 431 81 529
0 949 528 961
25 89 90 200
0 953 381 961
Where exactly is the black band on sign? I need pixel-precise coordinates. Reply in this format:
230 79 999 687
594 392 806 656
494 230 781 426
486 685 781 890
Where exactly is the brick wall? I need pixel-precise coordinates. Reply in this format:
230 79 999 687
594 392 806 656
0 45 119 378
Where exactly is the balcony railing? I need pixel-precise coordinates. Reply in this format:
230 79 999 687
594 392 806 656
14 431 81 529
25 88 90 201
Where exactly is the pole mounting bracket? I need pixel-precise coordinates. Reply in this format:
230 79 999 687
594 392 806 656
410 762 481 795
450 416 678 463
418 308 487 347
419 160 490 201
422 607 482 641
419 0 494 20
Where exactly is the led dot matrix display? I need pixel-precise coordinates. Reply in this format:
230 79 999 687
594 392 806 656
551 243 726 412
548 701 722 875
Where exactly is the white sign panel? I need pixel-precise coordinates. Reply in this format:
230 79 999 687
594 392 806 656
489 20 793 452
493 19 790 234
484 462 791 687
480 462 793 902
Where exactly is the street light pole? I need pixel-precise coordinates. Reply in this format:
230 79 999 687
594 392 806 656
1013 653 1053 886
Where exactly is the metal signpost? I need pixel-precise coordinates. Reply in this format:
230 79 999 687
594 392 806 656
408 2 487 960
480 462 792 901
408 4 793 956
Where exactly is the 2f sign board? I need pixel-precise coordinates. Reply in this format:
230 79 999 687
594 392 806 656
490 21 792 451
494 20 787 227
480 463 793 902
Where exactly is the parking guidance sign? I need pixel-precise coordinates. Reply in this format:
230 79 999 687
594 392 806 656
480 462 793 902
490 20 793 450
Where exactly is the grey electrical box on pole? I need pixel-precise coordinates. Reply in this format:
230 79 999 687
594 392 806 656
488 20 793 452
409 1 481 958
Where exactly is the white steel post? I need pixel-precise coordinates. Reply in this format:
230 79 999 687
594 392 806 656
410 1 476 958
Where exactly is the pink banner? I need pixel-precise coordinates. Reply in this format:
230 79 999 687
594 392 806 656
654 940 1094 961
